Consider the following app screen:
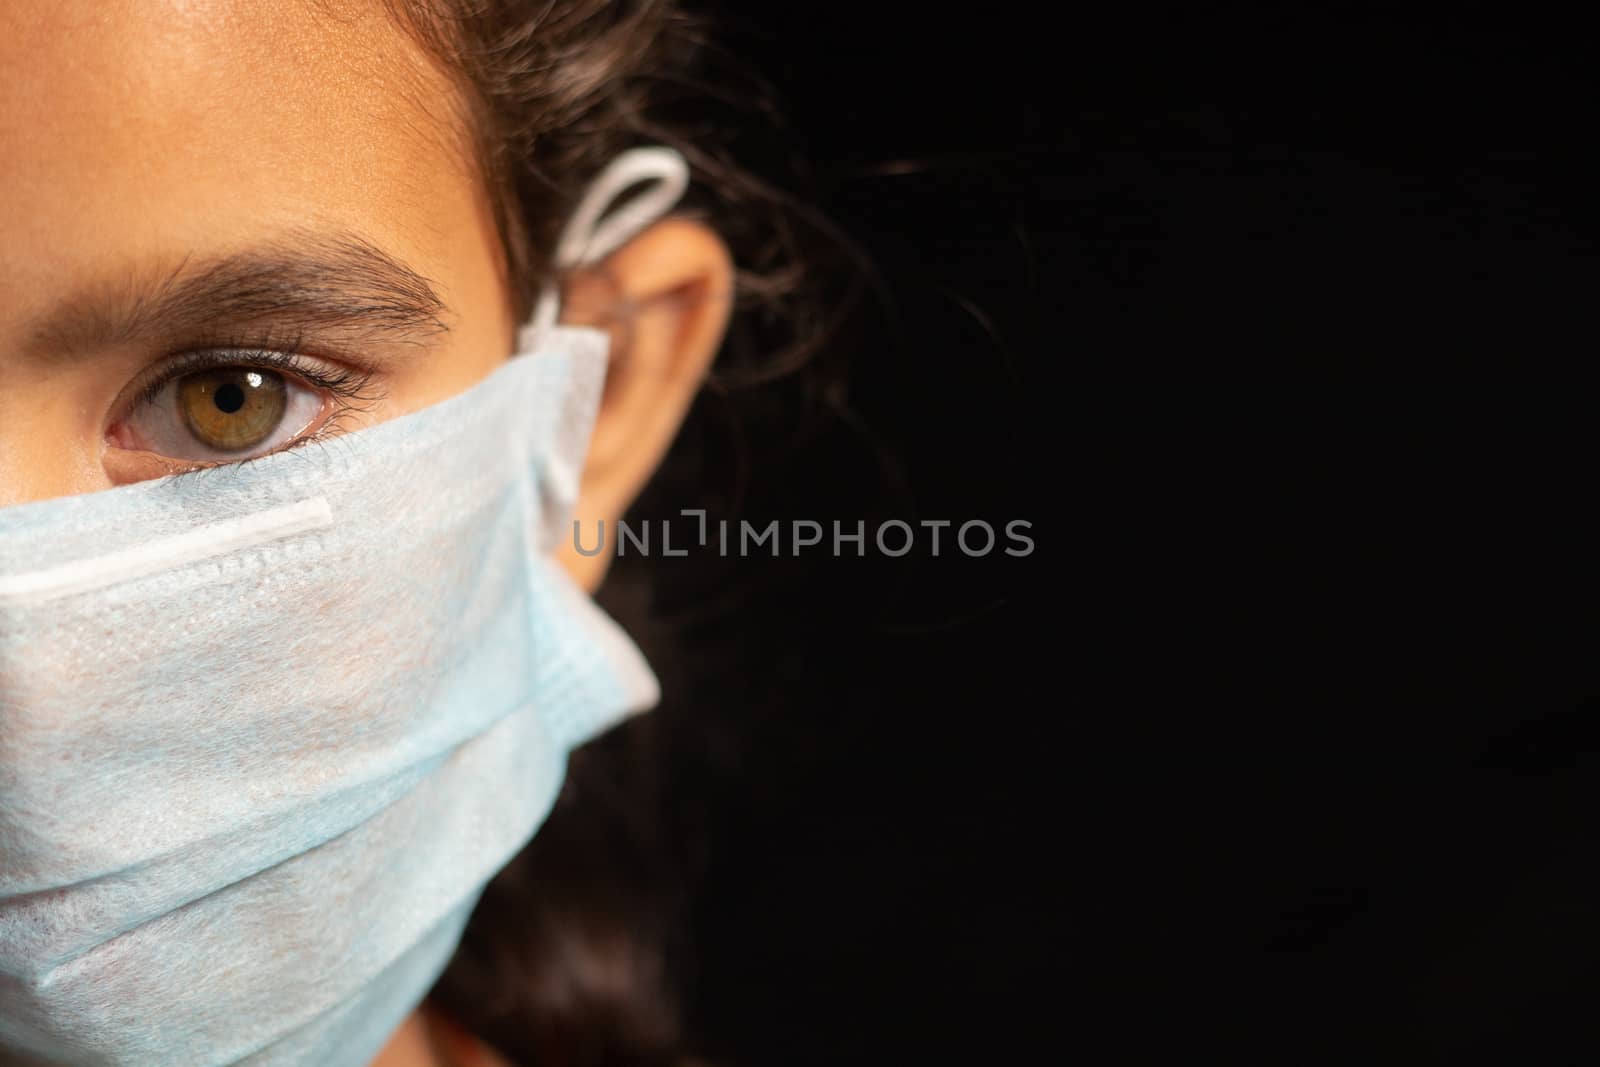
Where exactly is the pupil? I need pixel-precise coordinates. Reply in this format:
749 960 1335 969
214 383 246 414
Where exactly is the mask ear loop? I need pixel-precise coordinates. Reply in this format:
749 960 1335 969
519 146 692 351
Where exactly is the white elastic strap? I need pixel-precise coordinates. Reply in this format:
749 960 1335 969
523 147 691 347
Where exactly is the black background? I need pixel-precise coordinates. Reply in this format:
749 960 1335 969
668 8 1589 1065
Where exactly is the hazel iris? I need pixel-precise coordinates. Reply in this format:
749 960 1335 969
177 368 288 451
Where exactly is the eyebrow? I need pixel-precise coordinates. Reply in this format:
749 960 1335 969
25 231 451 362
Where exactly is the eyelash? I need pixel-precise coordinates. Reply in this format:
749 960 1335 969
124 334 386 463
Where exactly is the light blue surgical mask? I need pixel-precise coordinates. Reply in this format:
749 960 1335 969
0 148 688 1066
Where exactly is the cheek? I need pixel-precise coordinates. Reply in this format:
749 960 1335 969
368 301 515 420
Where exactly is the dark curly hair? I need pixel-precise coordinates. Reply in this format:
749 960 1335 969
377 3 866 1064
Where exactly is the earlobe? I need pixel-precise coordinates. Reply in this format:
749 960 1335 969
554 217 734 592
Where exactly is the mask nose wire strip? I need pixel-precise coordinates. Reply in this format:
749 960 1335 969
522 146 691 348
0 496 334 606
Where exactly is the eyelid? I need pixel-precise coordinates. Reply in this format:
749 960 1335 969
103 345 388 485
108 344 382 435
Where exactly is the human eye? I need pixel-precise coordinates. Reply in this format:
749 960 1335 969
105 346 381 467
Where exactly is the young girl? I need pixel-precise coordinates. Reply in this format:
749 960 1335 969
0 2 826 1064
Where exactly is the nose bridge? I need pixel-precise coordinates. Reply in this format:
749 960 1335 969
0 381 110 509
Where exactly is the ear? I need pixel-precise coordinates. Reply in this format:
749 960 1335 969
553 218 734 592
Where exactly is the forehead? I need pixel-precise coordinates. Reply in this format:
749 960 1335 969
0 0 475 325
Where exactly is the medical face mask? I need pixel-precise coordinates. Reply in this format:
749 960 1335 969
0 147 689 1066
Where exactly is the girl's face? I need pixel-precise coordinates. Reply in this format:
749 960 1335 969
1 7 733 1062
0 0 732 589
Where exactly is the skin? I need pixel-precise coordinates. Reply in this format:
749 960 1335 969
0 1 732 1063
